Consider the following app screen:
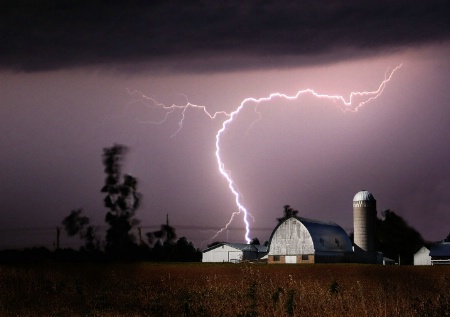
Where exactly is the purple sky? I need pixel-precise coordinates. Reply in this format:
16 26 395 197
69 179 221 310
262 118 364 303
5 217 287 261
0 1 449 249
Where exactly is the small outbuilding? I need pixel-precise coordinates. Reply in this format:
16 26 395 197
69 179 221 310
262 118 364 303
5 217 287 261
414 246 431 266
267 216 353 264
202 243 268 263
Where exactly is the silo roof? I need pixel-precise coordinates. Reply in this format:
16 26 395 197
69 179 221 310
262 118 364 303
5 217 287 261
353 190 376 202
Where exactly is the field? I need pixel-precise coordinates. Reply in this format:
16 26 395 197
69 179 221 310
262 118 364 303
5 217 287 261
0 262 449 316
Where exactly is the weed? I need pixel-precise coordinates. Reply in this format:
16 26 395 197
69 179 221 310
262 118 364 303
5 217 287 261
329 279 340 295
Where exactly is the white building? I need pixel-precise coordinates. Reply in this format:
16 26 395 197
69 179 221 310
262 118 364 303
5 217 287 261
414 246 431 265
202 243 267 263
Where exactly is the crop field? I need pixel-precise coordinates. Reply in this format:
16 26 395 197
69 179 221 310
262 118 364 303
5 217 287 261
0 262 449 316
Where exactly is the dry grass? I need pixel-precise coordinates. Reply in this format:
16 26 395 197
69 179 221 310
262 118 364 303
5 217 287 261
0 262 449 316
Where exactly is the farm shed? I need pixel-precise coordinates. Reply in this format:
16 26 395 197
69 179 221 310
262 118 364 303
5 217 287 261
414 246 431 265
267 216 353 264
429 242 450 265
202 243 268 263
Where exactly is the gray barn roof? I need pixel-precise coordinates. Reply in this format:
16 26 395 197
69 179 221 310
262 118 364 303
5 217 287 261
268 216 353 253
429 242 450 257
297 217 353 252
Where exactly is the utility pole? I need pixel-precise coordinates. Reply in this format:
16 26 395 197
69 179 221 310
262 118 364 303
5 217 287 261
166 214 169 244
138 227 142 245
56 226 60 250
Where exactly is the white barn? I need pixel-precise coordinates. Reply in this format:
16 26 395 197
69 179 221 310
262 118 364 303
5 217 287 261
414 246 431 265
202 243 268 263
267 216 353 264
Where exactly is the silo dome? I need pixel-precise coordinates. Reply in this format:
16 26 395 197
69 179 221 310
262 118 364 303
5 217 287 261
353 190 375 202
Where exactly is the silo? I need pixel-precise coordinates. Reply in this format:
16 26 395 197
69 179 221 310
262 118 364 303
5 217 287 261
353 190 376 253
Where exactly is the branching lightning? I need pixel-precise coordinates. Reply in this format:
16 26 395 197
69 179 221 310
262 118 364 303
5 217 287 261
131 64 401 244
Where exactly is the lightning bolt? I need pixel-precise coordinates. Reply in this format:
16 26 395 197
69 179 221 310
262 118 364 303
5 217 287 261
131 64 401 244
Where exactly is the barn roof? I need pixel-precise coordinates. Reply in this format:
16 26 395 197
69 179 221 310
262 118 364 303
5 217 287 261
269 216 353 253
203 242 268 253
297 217 353 252
429 242 450 257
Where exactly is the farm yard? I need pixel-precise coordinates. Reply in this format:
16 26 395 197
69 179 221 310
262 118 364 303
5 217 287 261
0 263 449 316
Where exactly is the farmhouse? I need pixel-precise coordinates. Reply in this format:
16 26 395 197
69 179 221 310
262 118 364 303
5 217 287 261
267 216 353 263
202 243 267 263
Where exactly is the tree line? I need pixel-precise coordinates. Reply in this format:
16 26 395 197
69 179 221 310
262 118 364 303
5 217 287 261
59 144 202 262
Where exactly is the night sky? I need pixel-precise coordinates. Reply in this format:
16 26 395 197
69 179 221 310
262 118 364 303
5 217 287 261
1 1 449 249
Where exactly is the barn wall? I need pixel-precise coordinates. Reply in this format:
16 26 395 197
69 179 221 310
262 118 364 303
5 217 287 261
315 252 348 263
202 245 243 263
268 254 315 264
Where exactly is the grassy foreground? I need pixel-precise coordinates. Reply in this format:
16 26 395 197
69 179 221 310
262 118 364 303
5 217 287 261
0 262 449 316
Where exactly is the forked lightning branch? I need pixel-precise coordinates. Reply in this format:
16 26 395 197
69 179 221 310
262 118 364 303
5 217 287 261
130 65 402 244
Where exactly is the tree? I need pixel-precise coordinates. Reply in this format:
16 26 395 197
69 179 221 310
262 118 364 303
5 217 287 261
173 237 202 262
101 144 141 256
444 233 450 242
62 209 99 251
62 209 89 237
277 205 299 223
146 214 177 246
250 237 260 245
376 209 424 265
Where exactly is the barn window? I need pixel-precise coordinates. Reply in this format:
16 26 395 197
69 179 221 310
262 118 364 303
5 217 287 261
302 255 308 261
273 255 280 262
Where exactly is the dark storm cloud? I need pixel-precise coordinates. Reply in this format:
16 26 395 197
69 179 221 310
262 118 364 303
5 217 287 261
1 0 449 72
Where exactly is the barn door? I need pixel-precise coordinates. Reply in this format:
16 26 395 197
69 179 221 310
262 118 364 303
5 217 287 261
228 251 241 263
285 255 297 263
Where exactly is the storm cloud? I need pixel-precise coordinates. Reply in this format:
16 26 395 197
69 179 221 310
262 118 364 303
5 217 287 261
1 0 449 72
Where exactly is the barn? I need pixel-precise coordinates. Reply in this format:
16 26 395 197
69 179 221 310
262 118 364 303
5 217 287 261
202 243 268 263
267 216 353 264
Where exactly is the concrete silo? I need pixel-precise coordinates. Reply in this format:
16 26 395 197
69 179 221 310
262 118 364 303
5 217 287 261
353 190 377 253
